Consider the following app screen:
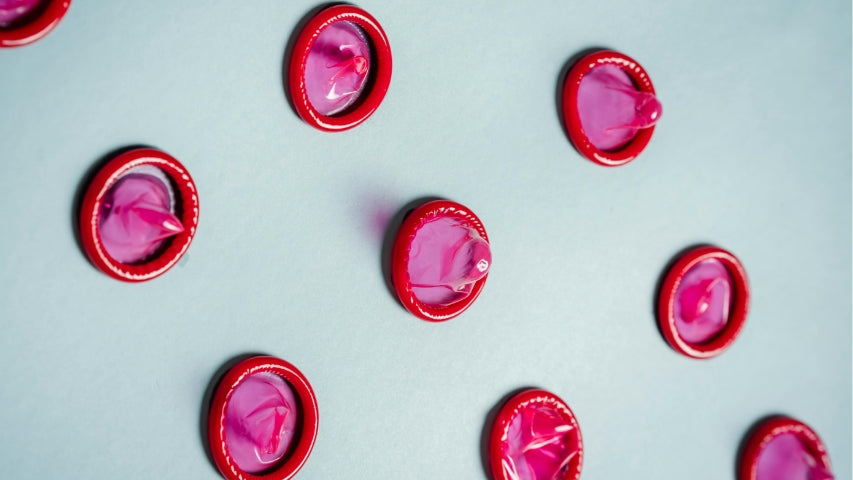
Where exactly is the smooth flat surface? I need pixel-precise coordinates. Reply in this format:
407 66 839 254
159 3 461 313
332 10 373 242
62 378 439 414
1 1 850 478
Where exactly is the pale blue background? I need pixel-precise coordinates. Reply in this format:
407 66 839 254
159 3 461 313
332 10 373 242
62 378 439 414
0 1 850 479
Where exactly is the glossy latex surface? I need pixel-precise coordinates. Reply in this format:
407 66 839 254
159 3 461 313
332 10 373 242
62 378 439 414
502 403 579 480
576 64 662 151
98 166 184 264
408 216 491 306
756 433 834 480
304 20 371 116
673 258 732 344
224 372 300 474
0 0 43 27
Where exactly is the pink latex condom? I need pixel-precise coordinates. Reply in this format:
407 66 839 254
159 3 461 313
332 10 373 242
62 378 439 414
0 0 43 28
657 246 750 359
98 166 184 264
392 200 491 322
490 389 583 480
0 0 70 48
303 20 371 116
224 372 301 474
673 258 732 344
79 147 199 282
288 4 392 131
208 356 319 480
562 50 660 166
739 417 833 480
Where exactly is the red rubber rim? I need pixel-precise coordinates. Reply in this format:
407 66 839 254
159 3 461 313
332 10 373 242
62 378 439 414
738 416 832 480
562 50 657 167
657 246 750 359
288 4 392 132
489 389 583 480
0 0 71 48
208 356 319 480
78 147 199 282
391 200 489 322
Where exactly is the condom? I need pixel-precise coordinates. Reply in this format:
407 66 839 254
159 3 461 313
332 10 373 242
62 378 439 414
303 20 371 116
224 372 301 474
657 246 749 359
0 0 43 28
490 389 583 480
562 50 660 166
739 417 833 480
391 200 491 322
98 166 184 264
0 0 70 48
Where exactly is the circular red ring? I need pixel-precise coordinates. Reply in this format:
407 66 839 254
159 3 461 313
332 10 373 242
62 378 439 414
657 245 750 359
561 50 658 167
287 4 392 132
208 356 319 480
0 0 71 48
391 199 490 322
489 388 583 480
78 147 200 282
738 416 832 480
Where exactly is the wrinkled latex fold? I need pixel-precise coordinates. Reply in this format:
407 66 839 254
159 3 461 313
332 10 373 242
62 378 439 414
576 64 662 151
756 433 834 480
673 259 732 344
501 404 578 480
98 171 184 264
304 20 371 116
225 372 300 474
408 216 491 306
0 0 42 27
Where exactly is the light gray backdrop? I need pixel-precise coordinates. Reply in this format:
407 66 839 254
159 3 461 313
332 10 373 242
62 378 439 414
1 1 850 478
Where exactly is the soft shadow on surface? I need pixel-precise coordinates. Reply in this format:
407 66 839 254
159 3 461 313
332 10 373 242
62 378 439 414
198 352 268 472
554 46 609 151
734 414 786 478
479 386 539 479
651 243 713 341
280 2 339 116
70 144 152 260
379 196 443 308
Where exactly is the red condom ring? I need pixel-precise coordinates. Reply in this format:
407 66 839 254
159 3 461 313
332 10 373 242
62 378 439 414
288 4 392 132
562 50 657 167
657 245 750 359
489 389 583 480
79 147 199 282
208 356 319 480
391 200 489 322
738 416 832 480
0 0 71 48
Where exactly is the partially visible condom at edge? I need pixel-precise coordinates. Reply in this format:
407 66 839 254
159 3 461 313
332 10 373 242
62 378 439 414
673 258 732 344
501 404 579 480
98 168 184 264
756 433 834 480
225 372 301 474
0 0 43 27
407 216 491 307
304 20 372 116
576 64 662 151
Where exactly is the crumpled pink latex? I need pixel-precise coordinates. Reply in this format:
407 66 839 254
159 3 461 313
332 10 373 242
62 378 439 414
98 171 184 264
674 258 732 344
576 64 662 151
0 0 42 27
501 404 579 480
304 20 371 116
756 433 834 480
225 372 301 474
408 216 491 306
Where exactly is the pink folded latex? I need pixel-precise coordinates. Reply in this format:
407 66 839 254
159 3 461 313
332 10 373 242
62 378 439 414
756 433 834 480
407 216 491 306
0 0 43 27
98 170 184 264
225 372 301 474
501 404 579 480
576 64 662 151
673 258 732 344
304 20 371 116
